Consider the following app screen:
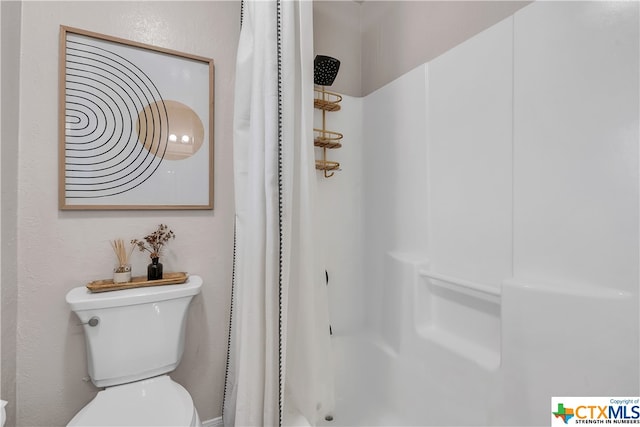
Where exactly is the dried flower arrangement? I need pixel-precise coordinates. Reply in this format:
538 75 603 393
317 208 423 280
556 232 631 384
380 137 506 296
110 239 135 273
131 224 176 259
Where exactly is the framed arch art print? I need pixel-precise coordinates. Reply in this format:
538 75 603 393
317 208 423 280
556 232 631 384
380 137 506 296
59 26 214 210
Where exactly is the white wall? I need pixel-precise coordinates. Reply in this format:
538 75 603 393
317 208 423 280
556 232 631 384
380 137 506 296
362 64 429 340
513 1 639 294
12 2 239 425
0 0 3 403
1 2 22 425
427 15 513 289
360 1 531 96
358 0 639 342
353 1 638 424
315 95 365 334
500 2 640 423
313 1 532 98
358 18 513 423
313 1 362 97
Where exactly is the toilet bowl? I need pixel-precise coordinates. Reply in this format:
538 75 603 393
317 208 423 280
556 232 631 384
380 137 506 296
68 376 201 427
65 275 203 426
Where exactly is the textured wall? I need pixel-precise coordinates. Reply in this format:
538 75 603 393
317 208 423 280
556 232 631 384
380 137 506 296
14 2 239 425
313 1 531 97
1 2 22 426
313 0 362 97
360 1 531 95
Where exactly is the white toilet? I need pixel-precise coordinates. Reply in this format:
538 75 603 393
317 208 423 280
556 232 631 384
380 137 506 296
65 275 203 426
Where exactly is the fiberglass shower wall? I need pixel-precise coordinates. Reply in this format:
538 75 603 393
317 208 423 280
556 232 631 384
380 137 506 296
317 1 639 425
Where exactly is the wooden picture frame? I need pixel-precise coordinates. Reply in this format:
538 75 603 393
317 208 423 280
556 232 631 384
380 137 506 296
59 26 214 210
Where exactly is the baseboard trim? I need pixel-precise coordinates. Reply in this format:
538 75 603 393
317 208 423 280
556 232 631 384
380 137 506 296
202 416 223 427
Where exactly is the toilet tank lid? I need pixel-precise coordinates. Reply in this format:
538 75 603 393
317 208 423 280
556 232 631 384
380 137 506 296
66 275 202 311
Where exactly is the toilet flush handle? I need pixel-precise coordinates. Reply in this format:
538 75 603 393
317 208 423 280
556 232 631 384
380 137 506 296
78 316 100 327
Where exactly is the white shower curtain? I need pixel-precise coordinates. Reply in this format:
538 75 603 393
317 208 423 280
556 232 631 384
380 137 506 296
224 1 334 426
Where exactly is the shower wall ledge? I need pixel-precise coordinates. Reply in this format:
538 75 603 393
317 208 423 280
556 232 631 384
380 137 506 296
415 267 501 372
500 275 639 421
418 269 501 303
502 278 633 299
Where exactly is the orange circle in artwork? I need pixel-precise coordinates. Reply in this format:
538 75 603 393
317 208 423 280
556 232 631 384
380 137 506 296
136 100 205 161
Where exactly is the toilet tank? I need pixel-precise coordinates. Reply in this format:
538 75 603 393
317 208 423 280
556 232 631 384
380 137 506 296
66 275 202 388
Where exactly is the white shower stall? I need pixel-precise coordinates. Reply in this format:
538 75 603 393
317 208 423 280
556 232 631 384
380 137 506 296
315 2 639 425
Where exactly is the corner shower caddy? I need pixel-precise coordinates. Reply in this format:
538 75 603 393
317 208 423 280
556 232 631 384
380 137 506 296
314 87 343 178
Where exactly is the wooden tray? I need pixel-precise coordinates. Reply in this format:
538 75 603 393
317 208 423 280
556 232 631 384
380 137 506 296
86 272 188 293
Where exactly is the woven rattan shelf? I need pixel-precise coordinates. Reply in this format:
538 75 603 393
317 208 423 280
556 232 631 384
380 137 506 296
314 98 341 112
314 88 342 112
314 128 343 149
314 86 343 178
314 140 342 149
315 160 341 172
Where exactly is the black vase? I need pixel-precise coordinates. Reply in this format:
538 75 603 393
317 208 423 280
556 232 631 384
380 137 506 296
147 257 163 280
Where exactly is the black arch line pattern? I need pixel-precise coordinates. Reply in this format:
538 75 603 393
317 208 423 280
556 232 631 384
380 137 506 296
221 2 286 426
64 35 168 199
